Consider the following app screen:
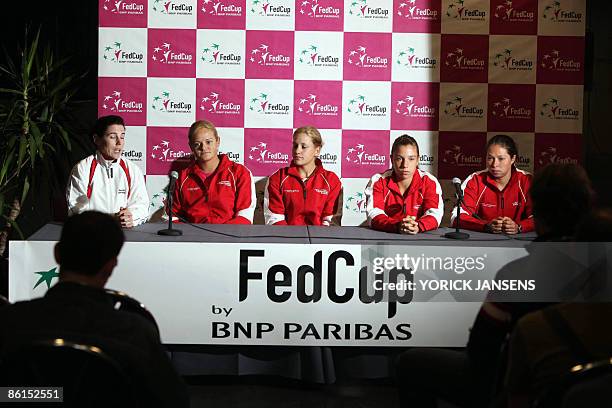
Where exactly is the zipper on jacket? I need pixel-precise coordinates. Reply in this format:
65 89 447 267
501 196 504 210
402 203 406 216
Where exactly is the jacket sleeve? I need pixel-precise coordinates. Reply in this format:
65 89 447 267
264 171 287 225
417 174 443 232
450 174 488 232
320 172 342 226
226 165 255 225
518 174 534 233
127 164 150 226
365 174 400 233
66 159 92 216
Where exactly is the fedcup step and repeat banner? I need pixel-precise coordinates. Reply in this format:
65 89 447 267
98 0 586 225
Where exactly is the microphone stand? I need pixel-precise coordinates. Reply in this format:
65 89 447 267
158 179 182 236
444 192 469 240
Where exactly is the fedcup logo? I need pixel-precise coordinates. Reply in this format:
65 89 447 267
152 0 194 14
396 47 437 69
151 91 192 113
542 1 582 22
150 139 191 162
539 98 579 120
200 91 241 115
249 44 291 67
247 141 289 164
441 144 481 166
345 142 386 166
397 0 439 20
298 0 340 19
297 44 339 67
490 97 531 119
348 0 390 19
344 191 367 214
443 96 484 118
537 146 578 166
103 0 145 14
201 43 242 65
103 41 144 64
101 90 144 114
541 49 581 72
445 0 486 21
297 93 339 116
445 47 485 71
493 48 533 71
347 95 387 117
152 42 193 65
249 93 290 115
492 0 534 22
348 46 388 69
395 95 435 119
202 0 243 15
249 0 291 16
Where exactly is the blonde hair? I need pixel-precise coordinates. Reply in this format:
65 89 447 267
188 120 218 141
293 126 323 148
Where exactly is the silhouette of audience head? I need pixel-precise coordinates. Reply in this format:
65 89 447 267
530 164 594 239
576 208 612 242
56 211 125 286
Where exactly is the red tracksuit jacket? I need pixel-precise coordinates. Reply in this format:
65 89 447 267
365 169 443 233
171 154 255 224
451 168 534 232
264 159 342 226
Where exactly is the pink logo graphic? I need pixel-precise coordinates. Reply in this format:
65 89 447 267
534 133 581 170
445 0 486 21
244 129 292 176
344 33 391 81
348 0 390 19
198 0 245 28
490 98 530 118
391 83 438 130
542 1 582 22
437 132 485 179
443 96 484 119
296 0 342 30
344 191 367 214
248 92 290 116
146 127 192 175
539 98 579 121
490 0 536 34
148 30 196 77
201 43 242 65
395 47 437 69
152 0 194 14
151 91 192 114
297 44 339 67
393 0 441 32
492 48 534 71
293 81 341 128
248 0 291 16
488 84 535 132
440 35 488 83
341 131 389 178
100 0 147 27
537 37 584 85
346 94 388 118
102 41 144 64
245 31 294 79
98 78 147 125
196 79 244 127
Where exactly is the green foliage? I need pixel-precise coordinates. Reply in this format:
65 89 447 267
0 27 84 241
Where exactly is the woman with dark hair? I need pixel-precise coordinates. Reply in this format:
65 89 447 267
451 134 533 234
365 134 443 233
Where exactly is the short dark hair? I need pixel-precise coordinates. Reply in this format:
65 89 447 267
93 115 125 138
391 134 419 157
531 164 594 238
487 134 518 158
57 212 125 276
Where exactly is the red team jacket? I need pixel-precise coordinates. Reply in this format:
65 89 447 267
171 154 255 224
264 159 342 226
451 168 534 232
365 169 443 233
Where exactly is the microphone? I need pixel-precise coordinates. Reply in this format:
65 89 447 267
444 177 469 240
157 171 183 236
452 177 463 199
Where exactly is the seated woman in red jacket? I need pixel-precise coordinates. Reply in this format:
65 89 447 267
170 120 255 224
365 135 443 234
264 126 342 226
451 134 533 234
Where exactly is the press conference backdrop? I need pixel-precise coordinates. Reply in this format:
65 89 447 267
98 0 586 225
